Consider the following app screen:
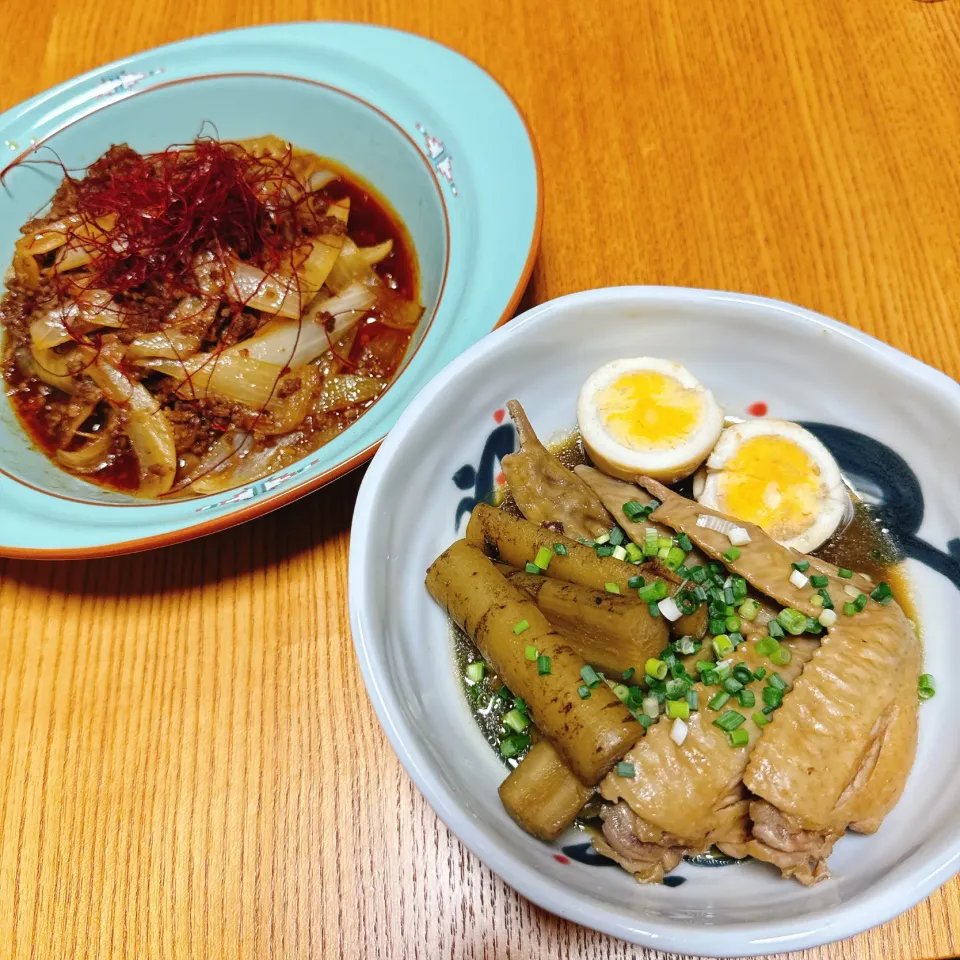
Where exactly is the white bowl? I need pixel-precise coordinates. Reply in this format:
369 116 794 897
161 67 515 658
349 286 960 955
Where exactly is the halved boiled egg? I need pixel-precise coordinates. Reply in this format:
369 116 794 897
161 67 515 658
577 358 724 484
693 419 849 552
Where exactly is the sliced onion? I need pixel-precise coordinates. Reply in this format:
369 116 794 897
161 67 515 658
29 342 87 380
306 170 338 192
56 411 115 473
15 347 75 394
255 366 321 434
295 196 349 297
126 330 203 360
326 237 380 293
223 257 301 319
175 431 253 493
30 290 121 348
375 286 424 330
303 282 377 325
50 215 117 273
356 239 393 267
12 248 40 289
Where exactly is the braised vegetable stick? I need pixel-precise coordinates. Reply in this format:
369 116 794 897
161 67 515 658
426 541 642 784
497 565 669 677
499 740 593 841
501 400 613 542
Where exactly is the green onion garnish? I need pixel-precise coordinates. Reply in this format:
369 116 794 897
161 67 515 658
537 655 551 675
553 542 568 556
738 599 759 622
513 697 528 714
771 646 793 666
503 708 529 732
622 501 647 522
628 575 645 589
722 547 742 563
709 617 727 636
666 699 690 720
580 665 600 687
712 634 734 657
713 710 745 732
646 658 668 680
791 560 810 573
664 546 687 571
810 574 829 588
715 662 732 682
737 688 756 708
918 673 936 700
622 667 636 681
753 711 770 727
818 587 834 610
616 761 636 778
637 582 660 603
722 677 744 695
767 619 785 639
637 713 654 729
524 645 538 661
776 607 808 636
844 602 857 616
605 582 621 594
609 527 625 547
871 581 894 605
725 615 742 633
578 684 591 699
525 562 541 575
596 545 614 557
499 734 530 758
513 620 530 635
854 593 869 612
708 691 730 711
700 668 719 686
762 686 784 707
612 683 631 702
838 568 853 579
466 661 485 683
690 566 707 584
624 542 644 563
534 546 553 570
648 601 661 617
754 666 767 681
686 689 699 711
727 728 750 747
678 533 693 552
696 660 714 674
768 672 788 692
733 664 755 685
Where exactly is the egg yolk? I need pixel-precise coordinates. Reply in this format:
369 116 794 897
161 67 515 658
595 372 703 450
719 436 823 539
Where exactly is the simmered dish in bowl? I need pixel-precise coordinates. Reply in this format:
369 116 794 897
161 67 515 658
427 358 933 886
0 136 422 498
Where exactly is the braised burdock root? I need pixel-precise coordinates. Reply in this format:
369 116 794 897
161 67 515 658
425 541 642 785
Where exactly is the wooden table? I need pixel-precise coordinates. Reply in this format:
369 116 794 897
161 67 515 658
1 2 958 958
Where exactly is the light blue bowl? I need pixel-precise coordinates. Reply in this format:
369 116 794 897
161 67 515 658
0 23 542 557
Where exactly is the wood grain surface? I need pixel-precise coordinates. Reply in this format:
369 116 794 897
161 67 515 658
1 1 959 958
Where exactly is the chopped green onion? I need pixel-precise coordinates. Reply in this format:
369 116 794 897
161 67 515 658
637 582 661 603
754 666 767 681
810 574 829 588
686 689 699 711
642 695 660 718
525 645 538 661
818 587 834 610
854 593 869 612
761 703 776 716
665 677 691 700
753 711 770 727
534 546 553 570
696 660 714 675
818 609 838 628
647 498 661 513
722 547 742 563
733 664 755 685
725 615 741 633
637 713 654 729
628 575 645 589
712 634 734 657
666 699 690 720
613 683 631 702
844 602 857 616
605 582 621 594
677 533 693 552
594 533 611 545
657 546 671 560
578 684 591 699
791 560 810 573
525 562 541 575
596 545 614 557
713 710 746 732
871 581 894 605
708 691 731 711
581 665 600 687
805 617 824 635
676 634 698 655
700 668 719 686
768 672 788 692
622 667 636 681
675 564 690 580
723 586 736 606
738 599 759 622
777 607 809 636
622 500 647 521
646 658 668 680
918 674 936 700
609 527 626 547
612 544 628 561
657 536 673 550
537 655 551 675
728 631 745 647
513 620 530 635
553 542 568 556
624 542 644 563
737 688 756 708
616 761 636 778
771 646 793 666
648 601 661 617
762 686 784 707
466 661 485 683
664 546 687 570
810 594 824 609
690 566 707 584
767 619 785 639
709 617 727 636
500 733 530 758
513 697 528 714
838 567 853 579
728 728 750 747
503 708 529 732
722 676 744 695
716 662 733 682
